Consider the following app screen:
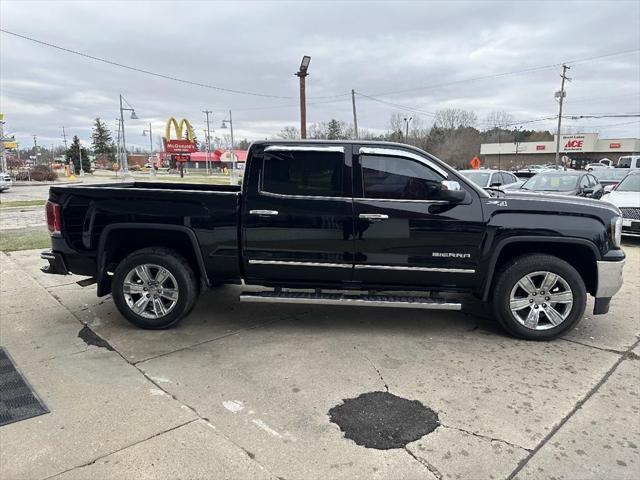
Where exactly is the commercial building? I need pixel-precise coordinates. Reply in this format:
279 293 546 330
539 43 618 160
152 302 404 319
480 133 640 169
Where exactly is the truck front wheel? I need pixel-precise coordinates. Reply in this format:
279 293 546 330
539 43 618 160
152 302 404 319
112 247 198 329
492 254 586 340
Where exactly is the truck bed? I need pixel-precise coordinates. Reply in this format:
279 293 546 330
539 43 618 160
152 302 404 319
48 181 242 284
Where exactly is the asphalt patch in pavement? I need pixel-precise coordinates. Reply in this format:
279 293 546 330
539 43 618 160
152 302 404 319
78 326 114 351
329 391 439 449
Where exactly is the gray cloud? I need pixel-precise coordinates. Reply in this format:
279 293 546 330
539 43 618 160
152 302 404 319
1 0 639 151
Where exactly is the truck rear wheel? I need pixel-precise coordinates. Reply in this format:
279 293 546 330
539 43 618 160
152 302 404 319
492 254 586 340
112 247 197 329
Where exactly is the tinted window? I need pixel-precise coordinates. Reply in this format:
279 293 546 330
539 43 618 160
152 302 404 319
262 150 344 197
361 155 444 200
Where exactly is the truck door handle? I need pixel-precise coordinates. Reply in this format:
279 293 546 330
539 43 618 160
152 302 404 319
359 213 389 221
250 209 279 216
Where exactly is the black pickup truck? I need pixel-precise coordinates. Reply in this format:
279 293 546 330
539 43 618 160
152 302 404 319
42 141 626 340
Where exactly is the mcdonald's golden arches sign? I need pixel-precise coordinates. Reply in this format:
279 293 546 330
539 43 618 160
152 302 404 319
163 117 197 153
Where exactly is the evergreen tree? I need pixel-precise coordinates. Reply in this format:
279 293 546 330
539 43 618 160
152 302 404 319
327 119 343 140
66 136 91 173
91 117 115 162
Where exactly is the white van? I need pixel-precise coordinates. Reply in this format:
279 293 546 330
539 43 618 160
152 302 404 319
616 155 640 169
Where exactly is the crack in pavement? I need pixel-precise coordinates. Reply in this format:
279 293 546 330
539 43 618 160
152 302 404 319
404 446 443 480
19 255 286 480
559 336 630 355
506 336 640 480
439 423 531 452
42 419 199 480
353 345 389 392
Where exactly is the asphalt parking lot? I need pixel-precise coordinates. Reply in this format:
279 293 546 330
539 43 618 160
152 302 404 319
1 242 639 480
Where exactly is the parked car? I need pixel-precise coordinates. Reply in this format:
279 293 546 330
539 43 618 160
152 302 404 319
520 171 604 199
603 171 640 237
616 155 640 169
592 168 629 192
41 140 625 341
0 172 12 192
586 162 612 172
459 169 520 190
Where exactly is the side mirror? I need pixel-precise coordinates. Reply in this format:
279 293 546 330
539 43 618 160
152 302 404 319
603 185 615 194
439 180 466 203
582 187 594 196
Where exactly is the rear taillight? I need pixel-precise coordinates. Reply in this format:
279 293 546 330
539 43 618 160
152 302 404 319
46 201 61 235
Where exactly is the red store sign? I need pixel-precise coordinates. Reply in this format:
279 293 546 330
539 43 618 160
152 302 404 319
536 145 546 150
609 143 621 149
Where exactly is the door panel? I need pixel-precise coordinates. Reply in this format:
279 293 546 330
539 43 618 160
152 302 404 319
352 149 485 289
242 145 355 285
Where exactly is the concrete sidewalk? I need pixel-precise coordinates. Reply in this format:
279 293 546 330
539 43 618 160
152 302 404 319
0 246 638 479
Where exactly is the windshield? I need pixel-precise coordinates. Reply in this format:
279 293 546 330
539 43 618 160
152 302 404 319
615 174 640 192
593 169 628 181
522 173 579 192
460 171 490 187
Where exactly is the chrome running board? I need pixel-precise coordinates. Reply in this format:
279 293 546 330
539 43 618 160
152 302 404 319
239 291 461 310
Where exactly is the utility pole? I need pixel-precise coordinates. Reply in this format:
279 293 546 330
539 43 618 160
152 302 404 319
203 110 213 174
351 89 359 139
61 126 68 150
296 56 311 139
554 64 571 168
33 135 38 166
0 114 6 172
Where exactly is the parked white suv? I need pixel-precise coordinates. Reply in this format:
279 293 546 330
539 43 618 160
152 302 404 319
616 155 640 170
0 172 12 192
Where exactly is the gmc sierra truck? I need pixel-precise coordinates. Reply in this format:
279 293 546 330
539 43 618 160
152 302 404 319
41 141 625 340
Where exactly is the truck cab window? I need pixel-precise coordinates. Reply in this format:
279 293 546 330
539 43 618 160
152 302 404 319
262 151 344 197
361 154 444 200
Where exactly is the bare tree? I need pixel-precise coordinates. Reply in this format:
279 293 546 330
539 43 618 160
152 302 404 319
277 126 300 139
433 108 478 130
484 111 515 130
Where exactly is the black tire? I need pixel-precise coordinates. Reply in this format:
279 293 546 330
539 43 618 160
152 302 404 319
112 247 198 329
492 254 587 340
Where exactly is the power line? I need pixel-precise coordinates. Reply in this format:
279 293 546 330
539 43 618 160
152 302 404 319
355 91 437 117
366 49 640 98
0 28 293 99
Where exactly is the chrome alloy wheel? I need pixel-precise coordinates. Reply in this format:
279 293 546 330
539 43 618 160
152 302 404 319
509 271 574 331
122 264 179 319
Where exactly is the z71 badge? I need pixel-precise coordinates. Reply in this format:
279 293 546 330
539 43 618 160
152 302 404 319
487 200 508 207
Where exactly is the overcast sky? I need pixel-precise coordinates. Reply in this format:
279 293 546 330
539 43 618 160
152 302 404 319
1 0 639 151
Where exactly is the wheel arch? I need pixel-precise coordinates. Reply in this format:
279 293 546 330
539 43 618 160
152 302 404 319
482 236 600 301
96 223 209 296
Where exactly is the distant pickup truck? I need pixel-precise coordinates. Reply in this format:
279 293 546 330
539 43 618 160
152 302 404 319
41 141 626 340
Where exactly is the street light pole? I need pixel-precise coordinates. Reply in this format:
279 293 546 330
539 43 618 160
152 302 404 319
296 56 311 139
403 117 413 142
119 94 138 175
78 138 84 176
142 123 154 175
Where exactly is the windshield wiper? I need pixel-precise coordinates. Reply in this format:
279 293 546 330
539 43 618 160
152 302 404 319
485 187 505 198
